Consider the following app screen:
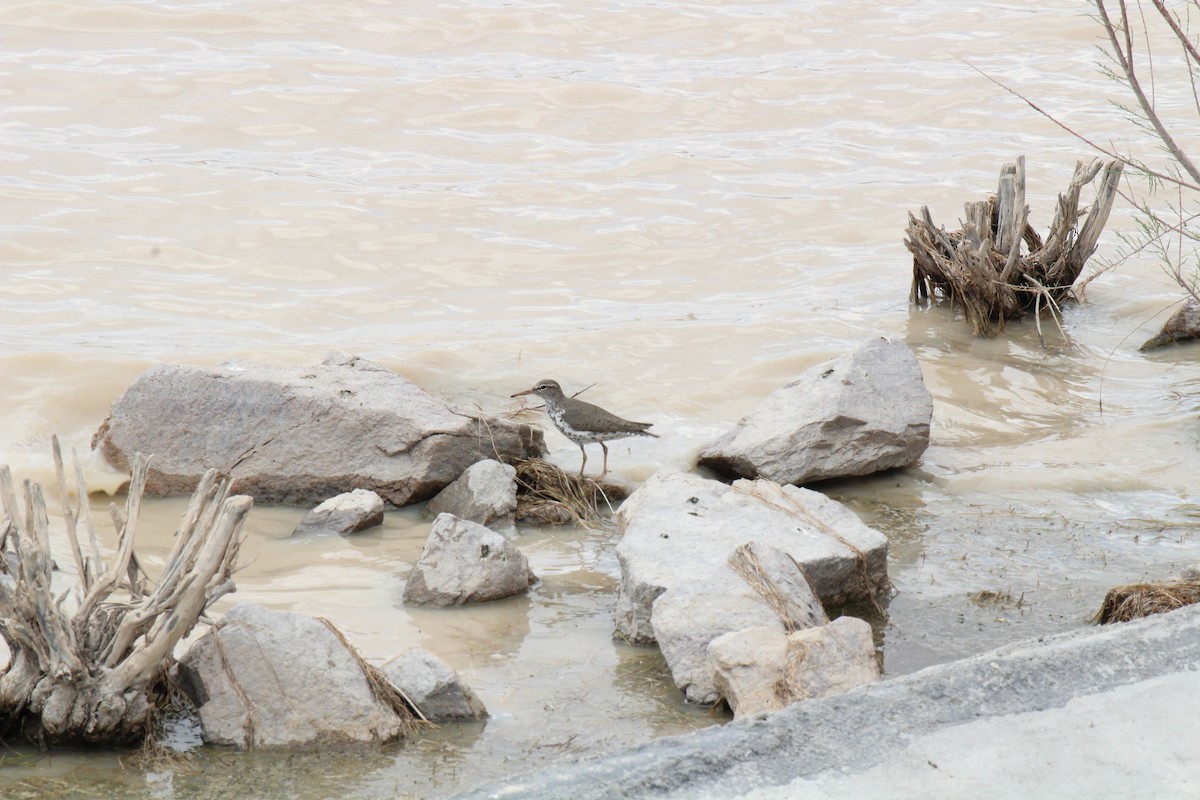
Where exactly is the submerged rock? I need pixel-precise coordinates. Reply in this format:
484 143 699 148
614 471 887 646
403 513 536 606
292 489 385 536
178 604 411 748
427 459 518 537
1140 300 1200 351
92 354 545 507
383 647 488 721
698 339 932 485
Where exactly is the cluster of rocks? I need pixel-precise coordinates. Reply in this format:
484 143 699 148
284 460 533 610
179 604 487 748
614 472 886 711
178 461 533 748
93 339 933 743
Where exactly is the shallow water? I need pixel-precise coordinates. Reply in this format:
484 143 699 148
2 0 1200 797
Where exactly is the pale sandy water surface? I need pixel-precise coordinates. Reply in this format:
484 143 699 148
2 0 1199 797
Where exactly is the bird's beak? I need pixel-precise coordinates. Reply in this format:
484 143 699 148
511 387 535 398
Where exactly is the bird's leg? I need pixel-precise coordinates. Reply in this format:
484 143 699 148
577 443 588 477
598 442 609 482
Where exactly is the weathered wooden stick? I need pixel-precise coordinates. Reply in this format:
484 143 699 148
103 472 228 669
109 495 251 688
22 480 82 682
71 449 102 581
77 456 149 623
1042 159 1105 274
1070 160 1123 266
997 157 1028 285
50 436 88 594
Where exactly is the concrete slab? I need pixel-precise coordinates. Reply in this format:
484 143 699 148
459 604 1200 799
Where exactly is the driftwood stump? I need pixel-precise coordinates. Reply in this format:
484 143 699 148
906 157 1123 337
0 438 250 747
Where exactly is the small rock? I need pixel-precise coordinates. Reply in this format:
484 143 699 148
292 489 384 536
650 572 781 706
178 604 410 748
709 616 879 718
382 648 488 721
428 459 518 536
403 513 536 606
649 542 830 705
782 615 880 701
706 626 789 716
698 339 932 485
1140 300 1200 351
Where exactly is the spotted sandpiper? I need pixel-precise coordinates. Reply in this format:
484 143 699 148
511 379 657 480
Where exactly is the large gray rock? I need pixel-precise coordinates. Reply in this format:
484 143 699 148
649 542 830 704
403 513 536 606
292 489 385 536
178 604 409 748
698 339 932 485
709 616 879 718
614 472 887 645
92 354 545 506
427 459 517 536
383 647 488 721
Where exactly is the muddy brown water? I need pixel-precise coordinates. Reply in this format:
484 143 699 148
3 0 1200 797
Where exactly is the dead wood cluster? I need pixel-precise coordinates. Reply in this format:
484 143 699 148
906 157 1123 337
0 438 250 747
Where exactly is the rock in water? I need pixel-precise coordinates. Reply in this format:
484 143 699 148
708 616 879 717
698 339 932 485
293 489 385 536
614 471 887 646
92 354 545 506
383 647 489 721
648 541 831 704
427 459 518 537
178 604 411 748
403 513 536 606
1140 300 1200 351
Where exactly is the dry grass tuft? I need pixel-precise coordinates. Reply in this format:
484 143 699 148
509 457 626 527
727 543 823 634
1094 579 1200 624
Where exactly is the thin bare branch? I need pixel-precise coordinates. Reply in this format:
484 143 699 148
963 57 1200 193
51 435 89 594
1097 0 1200 185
